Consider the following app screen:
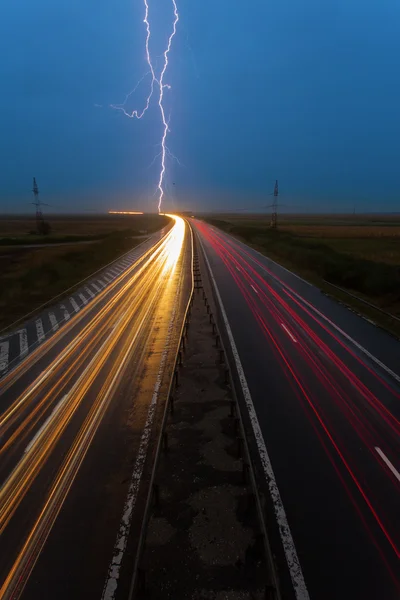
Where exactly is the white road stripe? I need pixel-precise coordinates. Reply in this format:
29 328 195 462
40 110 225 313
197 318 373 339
101 270 181 600
78 293 88 305
201 240 309 600
104 273 113 281
35 319 45 342
91 282 101 293
84 285 95 299
98 279 106 288
18 329 29 359
0 341 9 373
69 297 80 313
25 394 69 454
375 447 400 483
281 323 298 343
251 284 259 295
60 304 70 321
236 239 400 384
48 312 59 331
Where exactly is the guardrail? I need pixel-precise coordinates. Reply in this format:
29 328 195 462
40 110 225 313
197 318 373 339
127 221 195 598
323 279 400 324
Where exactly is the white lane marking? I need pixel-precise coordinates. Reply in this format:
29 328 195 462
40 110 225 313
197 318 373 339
200 242 309 600
48 312 59 331
35 319 45 342
251 284 259 295
104 273 113 281
78 293 88 306
0 341 9 373
375 447 400 483
281 289 400 385
25 394 69 454
69 297 80 313
18 329 29 359
60 304 70 321
84 285 95 299
281 323 297 343
238 244 400 385
91 282 101 293
98 279 106 288
101 286 180 600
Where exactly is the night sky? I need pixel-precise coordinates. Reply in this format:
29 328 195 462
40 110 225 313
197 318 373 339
1 0 399 213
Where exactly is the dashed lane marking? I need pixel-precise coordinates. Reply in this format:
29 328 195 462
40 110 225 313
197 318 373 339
78 293 88 306
18 329 29 359
35 319 45 342
69 297 80 313
0 341 9 373
48 312 59 332
375 447 400 483
60 305 70 321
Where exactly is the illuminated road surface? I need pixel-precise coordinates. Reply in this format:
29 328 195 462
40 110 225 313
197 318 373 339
193 220 400 600
0 216 192 600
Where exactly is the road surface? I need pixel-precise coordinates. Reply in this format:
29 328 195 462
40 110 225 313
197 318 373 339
0 216 192 600
0 226 170 378
193 219 400 600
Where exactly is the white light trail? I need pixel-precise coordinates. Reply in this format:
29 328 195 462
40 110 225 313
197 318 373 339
111 0 179 213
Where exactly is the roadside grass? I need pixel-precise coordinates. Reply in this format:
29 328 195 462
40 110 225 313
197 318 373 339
0 213 168 244
202 214 400 337
0 214 170 330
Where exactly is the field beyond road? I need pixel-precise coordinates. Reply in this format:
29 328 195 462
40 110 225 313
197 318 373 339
0 213 170 331
202 213 400 335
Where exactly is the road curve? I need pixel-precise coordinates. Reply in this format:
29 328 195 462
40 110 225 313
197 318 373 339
0 216 192 600
193 219 400 600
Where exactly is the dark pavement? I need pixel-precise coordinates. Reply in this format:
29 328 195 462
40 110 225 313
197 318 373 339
0 217 192 600
193 219 400 600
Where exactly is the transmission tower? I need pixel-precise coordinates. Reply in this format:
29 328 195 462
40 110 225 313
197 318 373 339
270 179 278 229
31 177 48 233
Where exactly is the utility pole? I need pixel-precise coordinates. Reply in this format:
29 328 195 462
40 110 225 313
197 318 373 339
270 179 278 229
31 177 47 234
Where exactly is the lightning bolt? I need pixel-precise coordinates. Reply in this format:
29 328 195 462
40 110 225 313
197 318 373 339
111 0 179 213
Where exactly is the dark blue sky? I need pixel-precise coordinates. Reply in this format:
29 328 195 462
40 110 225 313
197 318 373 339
1 0 399 213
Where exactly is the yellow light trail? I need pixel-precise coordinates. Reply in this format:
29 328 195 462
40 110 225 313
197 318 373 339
0 215 188 600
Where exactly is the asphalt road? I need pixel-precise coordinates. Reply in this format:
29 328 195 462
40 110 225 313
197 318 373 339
193 219 400 600
0 216 192 600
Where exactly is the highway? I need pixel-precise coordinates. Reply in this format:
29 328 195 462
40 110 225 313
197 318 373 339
0 216 192 600
193 219 400 600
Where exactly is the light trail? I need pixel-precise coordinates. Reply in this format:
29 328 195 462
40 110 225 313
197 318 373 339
111 0 179 213
194 221 400 575
0 217 187 599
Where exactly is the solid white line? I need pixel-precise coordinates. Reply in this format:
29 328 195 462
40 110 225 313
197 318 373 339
69 297 80 313
60 304 70 321
25 394 69 454
35 319 45 342
200 242 309 600
48 312 59 331
281 289 400 384
251 284 259 295
0 341 9 373
84 285 95 299
236 242 400 384
18 329 29 359
101 290 180 600
281 323 297 343
78 293 88 306
375 447 400 483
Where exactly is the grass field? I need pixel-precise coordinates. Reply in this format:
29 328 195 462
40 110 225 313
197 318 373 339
0 213 170 331
202 213 400 335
